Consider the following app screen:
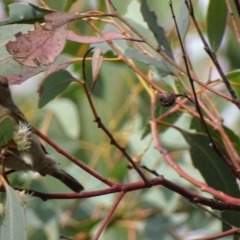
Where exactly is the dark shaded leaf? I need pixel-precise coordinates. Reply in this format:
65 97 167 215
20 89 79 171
141 0 174 59
124 48 177 77
191 117 240 156
38 69 76 108
207 0 227 52
190 117 240 231
0 117 14 148
183 131 239 195
0 3 53 26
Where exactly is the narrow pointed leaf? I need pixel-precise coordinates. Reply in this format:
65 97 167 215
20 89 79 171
141 0 174 59
189 118 240 230
91 48 103 92
176 0 190 41
125 48 177 76
207 0 227 52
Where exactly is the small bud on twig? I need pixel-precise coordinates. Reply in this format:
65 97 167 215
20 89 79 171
159 92 195 107
159 92 179 107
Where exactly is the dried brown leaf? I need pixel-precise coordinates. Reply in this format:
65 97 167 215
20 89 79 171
6 12 77 68
67 30 140 43
44 12 77 30
6 22 68 68
91 48 103 92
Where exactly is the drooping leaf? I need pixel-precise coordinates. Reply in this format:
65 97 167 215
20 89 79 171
141 0 174 59
124 48 177 77
38 69 76 108
0 186 27 240
0 117 14 148
176 0 190 41
182 131 240 195
0 3 53 26
91 48 103 92
190 117 240 231
207 0 227 52
191 117 240 156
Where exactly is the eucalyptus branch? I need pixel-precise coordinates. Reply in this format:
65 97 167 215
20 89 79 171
4 177 240 210
226 0 240 44
80 48 150 185
151 94 240 203
185 0 240 107
194 228 240 240
34 127 114 187
93 191 125 240
169 0 240 178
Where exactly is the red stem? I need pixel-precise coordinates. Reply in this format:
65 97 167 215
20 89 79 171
33 127 114 187
93 191 125 240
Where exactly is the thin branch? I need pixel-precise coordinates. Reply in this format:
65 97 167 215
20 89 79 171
226 0 240 44
185 0 240 107
150 95 240 203
169 0 240 178
193 228 240 240
106 0 240 108
5 176 240 210
34 127 114 187
93 191 125 240
80 48 150 185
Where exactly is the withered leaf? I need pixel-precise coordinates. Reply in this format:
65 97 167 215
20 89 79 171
6 22 67 67
91 48 103 92
67 30 141 43
44 12 77 30
6 12 77 68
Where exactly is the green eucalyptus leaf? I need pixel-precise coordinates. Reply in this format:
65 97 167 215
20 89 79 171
124 48 177 77
176 0 190 41
190 117 240 231
0 3 53 26
38 69 76 108
0 185 27 240
207 0 227 52
226 69 240 98
0 117 14 148
141 0 174 59
189 118 240 194
183 131 239 195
